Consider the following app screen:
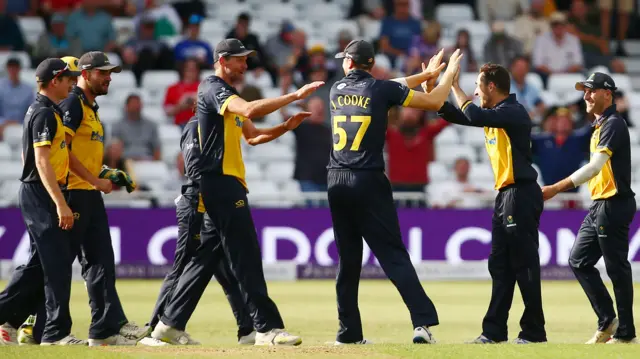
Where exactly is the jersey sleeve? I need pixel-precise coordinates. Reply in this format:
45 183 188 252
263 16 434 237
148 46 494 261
31 108 58 148
203 80 238 115
59 95 84 136
596 118 626 156
383 80 415 107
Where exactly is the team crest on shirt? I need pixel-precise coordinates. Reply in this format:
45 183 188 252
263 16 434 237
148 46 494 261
60 141 66 149
37 126 50 142
337 83 346 90
235 116 243 128
90 131 104 143
486 136 497 145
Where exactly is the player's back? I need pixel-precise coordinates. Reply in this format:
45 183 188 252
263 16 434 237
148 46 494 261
328 70 415 171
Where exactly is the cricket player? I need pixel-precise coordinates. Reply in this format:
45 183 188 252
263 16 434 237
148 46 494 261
327 40 460 345
9 58 82 345
58 51 147 346
437 64 546 344
542 72 637 344
151 38 320 346
140 113 255 346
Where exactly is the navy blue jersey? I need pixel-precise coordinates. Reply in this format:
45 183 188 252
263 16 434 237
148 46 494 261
180 117 202 186
328 70 415 170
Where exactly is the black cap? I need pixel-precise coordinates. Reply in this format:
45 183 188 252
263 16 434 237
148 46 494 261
35 58 81 83
335 39 375 66
214 38 256 63
78 51 122 73
575 72 617 92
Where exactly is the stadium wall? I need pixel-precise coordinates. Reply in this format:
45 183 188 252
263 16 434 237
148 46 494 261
2 208 640 281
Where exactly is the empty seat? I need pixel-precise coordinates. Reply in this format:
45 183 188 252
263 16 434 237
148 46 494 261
0 180 21 205
244 161 263 180
303 3 344 20
141 71 179 91
451 21 490 40
161 141 181 164
129 160 170 183
428 161 451 182
0 161 22 181
321 20 360 43
435 4 474 26
250 143 294 162
459 72 478 95
109 70 136 89
0 142 12 161
265 161 295 181
158 124 182 144
143 106 168 124
434 126 460 146
460 127 487 148
104 52 123 67
18 17 45 46
610 74 632 93
469 162 495 181
256 4 297 22
436 144 476 165
548 73 585 94
3 124 23 148
526 73 544 91
97 107 121 125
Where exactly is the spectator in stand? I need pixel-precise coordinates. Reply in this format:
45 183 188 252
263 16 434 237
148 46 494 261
371 53 393 80
174 14 213 68
41 0 81 13
133 0 182 37
531 107 591 190
329 29 354 80
378 0 422 69
405 21 441 75
34 13 82 62
532 12 584 87
5 0 37 15
292 96 332 193
614 90 632 127
348 0 385 36
567 0 625 73
122 14 174 85
111 94 161 161
306 45 337 82
103 138 130 191
599 0 631 56
513 0 550 56
265 21 297 76
446 29 477 73
66 0 117 53
484 21 523 69
385 107 449 193
164 58 200 127
0 0 26 52
431 157 492 209
225 13 267 72
0 58 33 139
510 55 545 125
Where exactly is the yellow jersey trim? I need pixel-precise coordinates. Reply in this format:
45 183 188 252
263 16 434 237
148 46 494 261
64 127 76 136
219 94 238 115
402 89 415 107
33 141 52 147
461 100 472 112
197 194 205 213
595 146 613 157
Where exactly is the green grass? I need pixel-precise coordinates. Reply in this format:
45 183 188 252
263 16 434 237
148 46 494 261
1 280 640 358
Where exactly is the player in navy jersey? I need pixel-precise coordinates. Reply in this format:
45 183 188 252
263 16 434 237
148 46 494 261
327 40 462 344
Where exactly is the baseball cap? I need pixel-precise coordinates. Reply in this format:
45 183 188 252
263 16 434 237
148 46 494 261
214 38 256 63
549 12 567 24
188 14 203 25
35 58 81 83
575 72 617 92
78 51 122 73
335 39 375 66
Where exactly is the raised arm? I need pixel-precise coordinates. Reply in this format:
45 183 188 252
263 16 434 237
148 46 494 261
404 49 463 111
242 111 311 146
226 82 324 119
391 49 446 89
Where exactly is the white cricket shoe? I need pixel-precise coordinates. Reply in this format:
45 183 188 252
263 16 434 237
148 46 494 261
254 329 302 346
238 331 256 345
120 322 151 341
151 321 200 345
0 323 17 345
88 334 137 346
40 334 87 346
413 326 436 344
606 337 638 344
586 318 619 344
139 336 170 346
335 339 373 345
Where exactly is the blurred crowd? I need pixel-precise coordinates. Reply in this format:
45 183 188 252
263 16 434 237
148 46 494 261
0 0 638 209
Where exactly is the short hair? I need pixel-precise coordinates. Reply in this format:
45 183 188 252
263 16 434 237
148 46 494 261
354 62 374 71
238 12 250 22
125 93 140 105
479 63 510 94
509 55 529 68
38 80 51 91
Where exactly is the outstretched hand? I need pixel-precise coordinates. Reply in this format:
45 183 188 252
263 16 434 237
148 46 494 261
295 81 325 100
284 111 312 130
445 49 464 77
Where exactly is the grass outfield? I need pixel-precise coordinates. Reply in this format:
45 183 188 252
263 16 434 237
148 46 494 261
0 279 639 358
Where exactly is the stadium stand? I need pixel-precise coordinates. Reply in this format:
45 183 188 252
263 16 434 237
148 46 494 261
1 0 639 210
